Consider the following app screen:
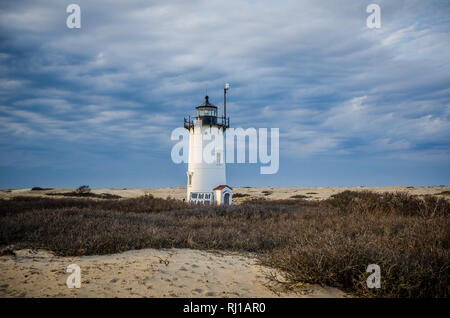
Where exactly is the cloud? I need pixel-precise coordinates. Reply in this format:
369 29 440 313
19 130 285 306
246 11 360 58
0 0 448 186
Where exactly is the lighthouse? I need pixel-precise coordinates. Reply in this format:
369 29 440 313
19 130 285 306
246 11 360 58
184 84 232 205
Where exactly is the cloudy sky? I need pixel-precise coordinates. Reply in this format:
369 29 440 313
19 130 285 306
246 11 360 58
0 0 449 188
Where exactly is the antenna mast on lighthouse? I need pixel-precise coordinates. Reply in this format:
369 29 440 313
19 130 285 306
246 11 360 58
224 83 230 129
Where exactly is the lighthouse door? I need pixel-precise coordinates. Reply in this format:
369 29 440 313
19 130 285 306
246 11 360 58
224 193 230 205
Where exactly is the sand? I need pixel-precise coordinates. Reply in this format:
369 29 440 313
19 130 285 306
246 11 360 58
0 248 345 298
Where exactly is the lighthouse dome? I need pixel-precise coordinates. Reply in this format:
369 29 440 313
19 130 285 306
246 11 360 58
196 95 218 125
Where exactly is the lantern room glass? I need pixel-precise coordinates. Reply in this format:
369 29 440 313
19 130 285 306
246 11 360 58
196 107 217 117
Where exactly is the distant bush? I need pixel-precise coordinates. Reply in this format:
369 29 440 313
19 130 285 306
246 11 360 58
31 187 54 191
76 185 91 195
45 185 122 199
233 193 250 198
290 194 311 199
46 192 122 199
262 190 273 196
243 197 317 207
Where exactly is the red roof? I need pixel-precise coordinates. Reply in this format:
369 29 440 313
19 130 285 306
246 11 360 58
213 185 232 191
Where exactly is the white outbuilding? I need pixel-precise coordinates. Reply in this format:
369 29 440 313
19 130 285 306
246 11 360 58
213 185 232 205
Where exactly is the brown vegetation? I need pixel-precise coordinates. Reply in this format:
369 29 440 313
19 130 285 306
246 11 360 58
31 187 54 191
232 193 250 198
45 185 122 199
290 194 311 199
0 191 448 297
46 192 122 199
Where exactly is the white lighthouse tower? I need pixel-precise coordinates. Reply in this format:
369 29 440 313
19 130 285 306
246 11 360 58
184 84 232 205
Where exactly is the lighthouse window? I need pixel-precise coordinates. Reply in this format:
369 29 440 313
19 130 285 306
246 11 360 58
190 192 213 203
197 108 217 117
216 152 221 165
188 174 192 186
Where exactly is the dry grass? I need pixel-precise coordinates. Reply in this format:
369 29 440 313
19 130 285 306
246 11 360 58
232 193 250 198
290 194 311 199
0 191 448 297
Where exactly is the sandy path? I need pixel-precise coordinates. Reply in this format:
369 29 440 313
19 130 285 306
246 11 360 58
0 248 345 298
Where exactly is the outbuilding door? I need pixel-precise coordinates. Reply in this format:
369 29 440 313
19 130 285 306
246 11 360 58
224 193 230 205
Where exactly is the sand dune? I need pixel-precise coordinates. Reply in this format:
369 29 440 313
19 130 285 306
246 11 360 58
0 248 345 298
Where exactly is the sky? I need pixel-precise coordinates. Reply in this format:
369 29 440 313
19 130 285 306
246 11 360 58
0 0 449 188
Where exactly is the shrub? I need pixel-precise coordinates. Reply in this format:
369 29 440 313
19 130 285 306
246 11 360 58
0 191 448 297
263 211 449 298
76 185 91 195
233 193 250 198
290 194 311 199
326 190 449 217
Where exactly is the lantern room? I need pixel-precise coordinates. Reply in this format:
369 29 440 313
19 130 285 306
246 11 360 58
196 95 218 125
